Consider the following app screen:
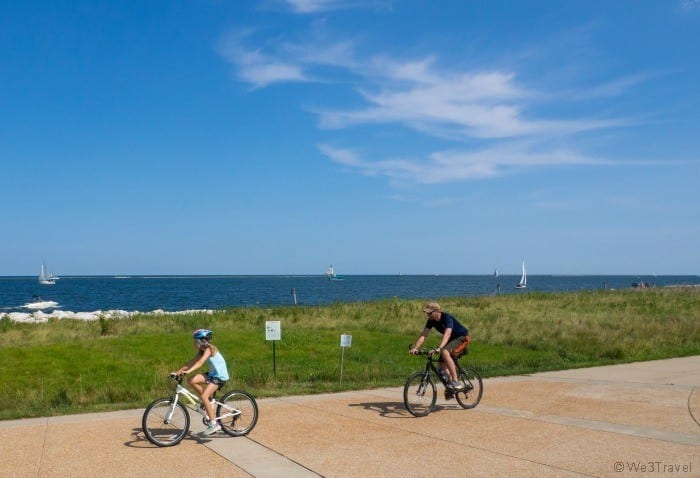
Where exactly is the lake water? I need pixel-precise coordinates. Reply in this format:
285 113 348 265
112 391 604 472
1 274 697 313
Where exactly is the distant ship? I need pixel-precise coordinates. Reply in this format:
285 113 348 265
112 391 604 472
324 265 344 281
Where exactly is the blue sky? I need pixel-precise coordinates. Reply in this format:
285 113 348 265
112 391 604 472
2 0 699 276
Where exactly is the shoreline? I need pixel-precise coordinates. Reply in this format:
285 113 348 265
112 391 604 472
2 276 698 317
0 308 215 323
2 284 699 324
3 284 700 324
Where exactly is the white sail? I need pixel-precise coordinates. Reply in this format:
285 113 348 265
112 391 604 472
39 261 56 285
514 261 527 289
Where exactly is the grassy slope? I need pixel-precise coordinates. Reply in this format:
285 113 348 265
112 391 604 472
0 287 698 419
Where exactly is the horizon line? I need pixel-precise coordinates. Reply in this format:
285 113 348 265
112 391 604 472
1 273 697 279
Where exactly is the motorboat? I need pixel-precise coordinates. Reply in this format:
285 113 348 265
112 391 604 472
22 296 59 310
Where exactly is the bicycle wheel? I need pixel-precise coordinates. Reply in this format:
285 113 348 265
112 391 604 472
403 371 437 417
218 390 259 436
142 397 190 447
455 367 483 409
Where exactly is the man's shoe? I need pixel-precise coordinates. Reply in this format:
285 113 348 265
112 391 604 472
449 381 465 391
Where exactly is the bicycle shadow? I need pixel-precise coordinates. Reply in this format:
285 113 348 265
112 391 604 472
348 397 468 419
348 401 416 419
125 427 215 448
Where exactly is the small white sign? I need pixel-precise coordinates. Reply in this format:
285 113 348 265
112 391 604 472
340 334 352 348
266 321 281 341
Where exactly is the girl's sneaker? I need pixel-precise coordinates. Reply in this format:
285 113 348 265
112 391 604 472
201 421 221 436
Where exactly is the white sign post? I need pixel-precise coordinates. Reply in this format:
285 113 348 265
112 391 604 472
266 321 281 376
266 321 281 341
339 334 352 384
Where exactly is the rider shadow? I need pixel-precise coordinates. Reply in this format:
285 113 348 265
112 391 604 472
348 401 415 419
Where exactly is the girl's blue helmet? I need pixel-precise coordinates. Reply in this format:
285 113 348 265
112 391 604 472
192 329 213 342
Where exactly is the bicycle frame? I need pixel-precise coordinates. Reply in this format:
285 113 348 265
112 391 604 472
416 350 462 388
165 376 240 423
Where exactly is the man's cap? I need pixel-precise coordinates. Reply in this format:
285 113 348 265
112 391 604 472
422 302 441 313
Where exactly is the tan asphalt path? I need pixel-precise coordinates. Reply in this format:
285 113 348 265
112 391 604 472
1 356 698 478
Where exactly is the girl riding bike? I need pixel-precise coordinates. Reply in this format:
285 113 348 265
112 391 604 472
173 329 229 436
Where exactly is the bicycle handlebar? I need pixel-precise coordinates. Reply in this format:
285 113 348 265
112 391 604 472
169 373 184 384
408 344 438 356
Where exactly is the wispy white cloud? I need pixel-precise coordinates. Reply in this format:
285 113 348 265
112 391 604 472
319 142 611 185
316 65 626 138
220 35 630 134
560 72 660 100
285 38 360 70
217 29 364 87
282 0 371 14
680 0 700 12
219 26 650 185
217 31 310 88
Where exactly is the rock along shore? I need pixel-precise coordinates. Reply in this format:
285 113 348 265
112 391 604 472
0 309 215 323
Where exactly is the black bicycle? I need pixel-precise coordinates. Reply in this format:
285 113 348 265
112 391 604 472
404 347 483 417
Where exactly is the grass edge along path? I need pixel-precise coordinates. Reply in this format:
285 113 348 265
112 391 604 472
0 287 698 420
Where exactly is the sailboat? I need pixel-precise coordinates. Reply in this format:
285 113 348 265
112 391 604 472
493 268 499 278
39 261 56 285
514 261 527 289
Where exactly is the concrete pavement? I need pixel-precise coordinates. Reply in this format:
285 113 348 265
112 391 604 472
1 356 698 477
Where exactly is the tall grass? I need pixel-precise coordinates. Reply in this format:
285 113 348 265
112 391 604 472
0 287 698 419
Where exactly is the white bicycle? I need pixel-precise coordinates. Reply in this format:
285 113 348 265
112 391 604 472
142 373 258 447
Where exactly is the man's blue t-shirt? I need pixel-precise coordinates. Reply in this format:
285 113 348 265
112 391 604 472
425 312 469 340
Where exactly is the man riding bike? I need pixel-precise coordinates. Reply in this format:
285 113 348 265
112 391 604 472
409 302 470 395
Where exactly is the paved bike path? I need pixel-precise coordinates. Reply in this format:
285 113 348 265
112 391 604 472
1 356 698 477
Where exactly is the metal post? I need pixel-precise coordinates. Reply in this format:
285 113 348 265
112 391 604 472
272 341 277 377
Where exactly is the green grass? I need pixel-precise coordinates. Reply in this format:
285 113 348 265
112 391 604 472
0 287 698 420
